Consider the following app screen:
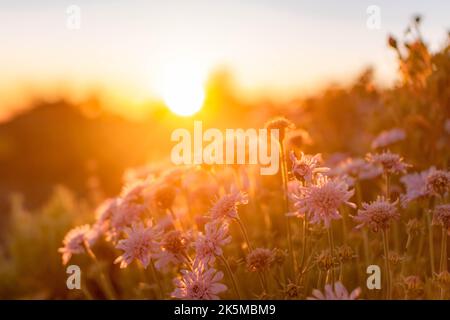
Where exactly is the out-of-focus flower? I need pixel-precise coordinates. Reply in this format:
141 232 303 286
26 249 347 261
353 196 400 232
289 151 329 183
171 264 227 300
432 204 450 232
291 175 356 228
265 117 294 141
152 183 177 210
108 199 146 242
400 170 430 205
282 281 303 299
336 245 357 264
246 248 275 272
308 282 361 300
425 168 450 198
272 248 288 266
371 128 406 149
59 225 93 265
332 157 382 181
406 218 424 248
314 250 339 271
154 230 190 271
114 222 161 269
366 151 410 174
209 187 248 221
194 222 232 266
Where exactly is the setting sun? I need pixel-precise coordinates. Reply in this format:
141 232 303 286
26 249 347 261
161 62 206 116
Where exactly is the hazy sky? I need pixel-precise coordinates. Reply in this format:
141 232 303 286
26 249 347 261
0 0 449 117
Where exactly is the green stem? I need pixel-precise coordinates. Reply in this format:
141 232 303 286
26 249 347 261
327 226 336 286
219 255 241 299
382 229 392 299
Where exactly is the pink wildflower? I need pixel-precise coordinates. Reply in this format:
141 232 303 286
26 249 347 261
292 175 356 228
290 151 329 183
366 151 410 174
308 282 361 300
154 230 191 271
194 222 232 266
171 265 227 300
58 225 93 265
353 196 400 232
371 128 406 149
114 222 161 269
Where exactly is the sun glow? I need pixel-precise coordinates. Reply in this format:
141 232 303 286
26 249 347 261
160 61 206 116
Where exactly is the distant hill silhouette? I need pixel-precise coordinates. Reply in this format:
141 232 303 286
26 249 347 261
0 100 174 216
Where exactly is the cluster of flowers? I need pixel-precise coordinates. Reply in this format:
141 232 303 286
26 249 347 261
59 123 450 300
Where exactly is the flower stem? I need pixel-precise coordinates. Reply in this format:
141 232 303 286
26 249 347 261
279 141 296 277
381 229 392 299
236 218 253 251
440 227 448 299
219 255 241 299
426 212 436 276
149 260 164 299
327 226 336 286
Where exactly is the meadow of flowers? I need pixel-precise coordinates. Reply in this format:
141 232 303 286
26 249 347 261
1 17 449 301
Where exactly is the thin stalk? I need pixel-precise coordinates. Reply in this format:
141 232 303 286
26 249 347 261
299 215 308 272
327 226 336 286
219 255 241 299
280 141 296 276
84 242 117 300
149 260 164 299
356 182 370 266
440 227 448 300
426 212 436 275
381 230 392 299
236 218 253 251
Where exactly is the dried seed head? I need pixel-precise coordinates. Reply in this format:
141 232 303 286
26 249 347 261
272 248 288 266
433 204 450 229
336 245 356 264
265 117 294 141
435 271 450 290
402 276 424 299
283 281 303 299
315 250 338 271
425 170 450 197
387 251 405 267
246 248 275 272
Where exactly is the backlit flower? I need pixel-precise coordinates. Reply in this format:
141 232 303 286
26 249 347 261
290 151 329 183
194 222 232 266
425 168 450 198
58 225 92 265
366 151 410 174
171 265 227 300
371 128 406 149
114 222 161 269
154 230 190 271
432 204 450 231
353 196 400 232
246 248 275 272
209 188 248 221
292 175 356 228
